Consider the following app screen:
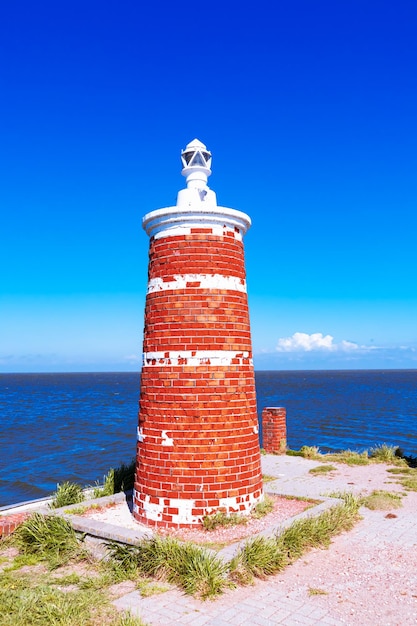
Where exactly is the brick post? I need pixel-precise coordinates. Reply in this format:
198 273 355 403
133 139 263 528
0 512 30 538
262 407 287 454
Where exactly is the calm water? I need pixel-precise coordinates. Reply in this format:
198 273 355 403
1 370 416 507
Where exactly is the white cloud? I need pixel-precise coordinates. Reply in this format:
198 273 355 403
276 332 359 353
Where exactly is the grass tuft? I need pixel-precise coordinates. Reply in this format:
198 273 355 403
252 495 274 519
386 467 414 475
369 444 405 464
50 481 85 509
299 445 321 459
288 445 416 468
64 502 103 515
13 513 83 568
136 579 171 597
262 474 277 483
327 491 361 508
230 495 361 585
386 466 417 491
0 584 102 626
229 535 286 584
94 460 135 497
362 490 403 510
107 536 230 600
50 572 81 586
202 510 247 531
309 464 337 474
397 476 417 491
308 586 328 596
114 612 150 626
324 450 369 465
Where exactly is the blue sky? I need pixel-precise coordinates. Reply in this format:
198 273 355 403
1 0 416 372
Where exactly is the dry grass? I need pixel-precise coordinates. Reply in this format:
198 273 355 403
309 465 337 474
362 490 403 510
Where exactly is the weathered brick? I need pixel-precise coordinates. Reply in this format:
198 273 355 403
261 407 287 454
135 157 264 528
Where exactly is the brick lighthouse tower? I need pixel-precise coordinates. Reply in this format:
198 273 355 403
133 139 263 528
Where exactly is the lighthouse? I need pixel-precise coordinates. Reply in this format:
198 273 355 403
133 139 264 528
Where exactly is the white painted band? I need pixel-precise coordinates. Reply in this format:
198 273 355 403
151 223 243 242
147 274 247 294
142 206 250 240
133 489 264 525
142 350 252 367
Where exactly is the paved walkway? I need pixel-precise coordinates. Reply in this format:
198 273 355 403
112 455 417 625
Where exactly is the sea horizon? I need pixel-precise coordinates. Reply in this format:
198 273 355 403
1 369 416 507
2 367 417 375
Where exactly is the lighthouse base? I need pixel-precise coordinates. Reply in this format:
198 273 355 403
132 488 264 529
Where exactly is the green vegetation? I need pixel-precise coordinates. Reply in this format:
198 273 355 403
362 490 403 510
202 511 248 531
308 587 328 596
288 444 409 467
369 444 401 463
327 491 359 504
2 553 40 573
49 572 82 586
202 495 276 529
386 466 417 491
229 493 361 585
395 449 417 468
1 445 373 619
330 487 404 510
50 481 85 509
63 503 103 515
1 514 151 625
136 579 171 597
0 558 148 626
386 467 414 475
107 536 230 600
47 460 136 507
252 495 274 518
115 612 149 626
262 474 277 482
397 475 417 492
1 487 362 621
229 535 287 584
324 450 370 465
299 445 321 459
0 582 105 626
309 464 337 474
14 513 84 569
93 460 135 498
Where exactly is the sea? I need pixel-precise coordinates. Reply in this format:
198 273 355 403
1 370 416 508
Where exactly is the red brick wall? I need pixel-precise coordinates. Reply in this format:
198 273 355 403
262 407 287 454
0 512 29 538
134 227 263 528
